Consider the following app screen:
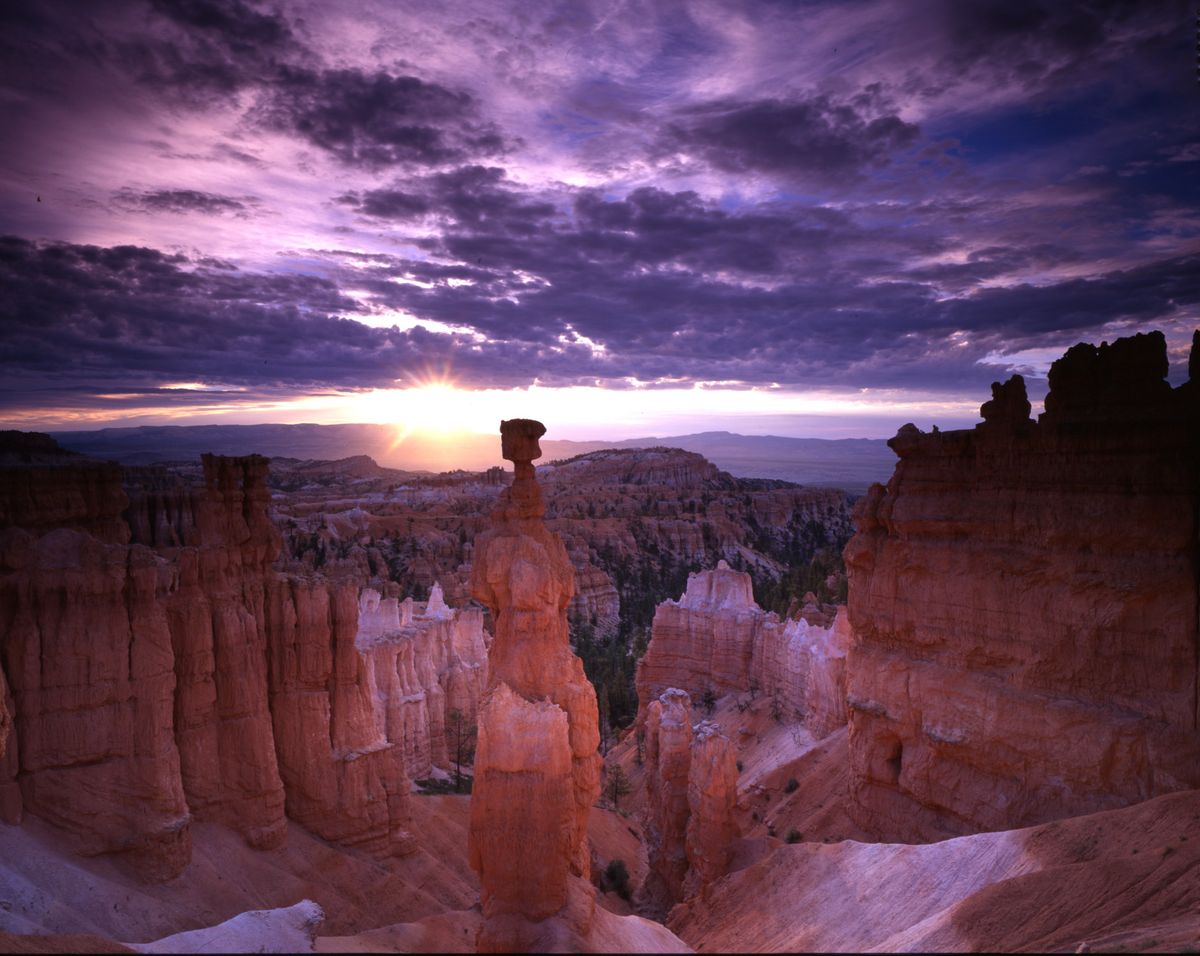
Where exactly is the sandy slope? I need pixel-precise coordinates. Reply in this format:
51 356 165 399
0 801 476 942
670 789 1200 953
0 789 672 952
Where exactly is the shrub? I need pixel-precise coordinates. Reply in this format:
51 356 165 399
785 828 802 844
784 777 799 794
736 760 744 772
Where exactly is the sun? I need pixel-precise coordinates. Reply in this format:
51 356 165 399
341 373 504 450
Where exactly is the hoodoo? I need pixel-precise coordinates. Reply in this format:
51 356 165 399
467 419 603 952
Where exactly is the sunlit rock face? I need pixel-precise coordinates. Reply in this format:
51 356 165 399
467 419 603 953
682 721 738 900
636 562 849 738
844 330 1200 842
355 584 488 780
639 689 739 912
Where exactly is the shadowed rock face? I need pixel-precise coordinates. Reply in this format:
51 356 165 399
844 329 1200 842
467 419 603 953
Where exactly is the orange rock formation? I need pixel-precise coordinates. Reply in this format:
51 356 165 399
844 330 1200 841
356 585 488 780
639 689 738 911
1 479 191 878
0 450 432 878
164 455 287 851
637 561 849 738
641 689 694 909
467 419 603 952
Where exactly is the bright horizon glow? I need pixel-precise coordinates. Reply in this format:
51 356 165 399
3 381 989 441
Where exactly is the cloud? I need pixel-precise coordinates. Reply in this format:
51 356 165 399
0 0 1195 430
121 0 305 101
256 67 509 169
113 188 257 216
338 165 556 233
665 91 919 184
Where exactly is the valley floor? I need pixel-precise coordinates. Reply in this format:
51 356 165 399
2 693 1199 953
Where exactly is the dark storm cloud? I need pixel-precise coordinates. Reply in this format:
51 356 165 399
928 0 1185 97
0 0 1195 426
338 166 556 234
323 180 1198 391
665 91 919 183
116 0 306 104
0 235 614 410
41 0 512 171
257 68 509 169
943 254 1200 344
114 188 256 216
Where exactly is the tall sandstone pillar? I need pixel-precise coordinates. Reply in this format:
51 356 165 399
468 419 602 953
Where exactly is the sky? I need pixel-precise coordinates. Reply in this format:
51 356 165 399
0 0 1196 441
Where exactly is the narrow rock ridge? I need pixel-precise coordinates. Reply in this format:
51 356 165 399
636 561 850 738
638 689 738 912
467 419 603 953
843 329 1200 841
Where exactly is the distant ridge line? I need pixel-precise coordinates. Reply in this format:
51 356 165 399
49 422 897 493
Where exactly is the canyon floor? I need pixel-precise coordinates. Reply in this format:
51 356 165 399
3 696 1198 952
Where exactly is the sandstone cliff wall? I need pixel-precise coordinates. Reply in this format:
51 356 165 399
157 456 288 851
0 467 192 879
843 330 1200 841
0 450 492 877
636 561 849 738
265 577 415 857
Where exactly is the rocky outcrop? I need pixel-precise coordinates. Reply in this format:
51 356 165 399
567 560 620 641
669 788 1200 953
0 459 129 544
636 562 849 738
0 449 426 878
682 721 738 900
265 577 415 857
843 330 1200 842
640 690 694 909
356 584 488 780
0 511 191 879
127 900 325 954
276 446 854 670
160 455 287 850
468 419 603 952
639 689 739 910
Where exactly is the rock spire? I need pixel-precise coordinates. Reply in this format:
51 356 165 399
467 419 602 952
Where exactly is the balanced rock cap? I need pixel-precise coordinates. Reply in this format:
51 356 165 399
499 418 546 464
